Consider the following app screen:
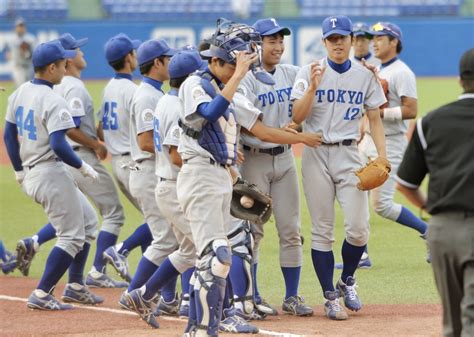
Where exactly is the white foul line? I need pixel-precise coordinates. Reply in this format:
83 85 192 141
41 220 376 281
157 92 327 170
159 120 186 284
0 294 304 337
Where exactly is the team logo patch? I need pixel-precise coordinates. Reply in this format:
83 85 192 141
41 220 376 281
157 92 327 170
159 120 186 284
192 87 206 100
142 109 154 123
172 126 180 139
237 86 247 96
294 79 308 93
59 109 72 122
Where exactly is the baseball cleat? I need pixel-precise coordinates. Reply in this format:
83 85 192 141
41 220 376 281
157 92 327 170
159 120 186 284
103 246 132 282
27 289 74 311
235 307 267 321
154 294 179 316
323 290 348 320
85 268 129 288
282 295 313 316
16 238 38 276
178 293 190 318
335 256 372 270
61 283 104 305
219 307 259 333
1 250 17 274
336 276 362 312
124 289 160 329
119 291 132 311
255 297 278 316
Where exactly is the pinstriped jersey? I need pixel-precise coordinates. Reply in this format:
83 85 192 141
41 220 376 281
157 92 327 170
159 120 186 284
239 64 299 148
98 77 138 155
5 81 75 167
291 58 386 143
378 59 417 135
54 75 96 147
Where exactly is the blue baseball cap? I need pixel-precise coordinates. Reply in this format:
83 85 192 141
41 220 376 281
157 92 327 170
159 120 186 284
169 50 203 79
32 40 77 67
370 22 403 42
137 39 176 66
105 33 141 63
322 15 353 39
353 22 372 38
252 18 291 36
59 33 88 50
180 45 208 70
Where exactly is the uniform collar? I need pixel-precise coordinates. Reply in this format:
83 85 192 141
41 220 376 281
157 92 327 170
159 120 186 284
32 78 54 89
142 76 163 92
114 73 133 81
354 52 372 62
459 93 474 100
168 88 179 96
204 66 224 89
327 58 351 74
381 57 398 69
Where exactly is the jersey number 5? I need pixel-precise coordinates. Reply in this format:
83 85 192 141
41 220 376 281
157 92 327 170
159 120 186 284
102 102 118 130
153 117 162 152
15 106 37 140
343 107 360 121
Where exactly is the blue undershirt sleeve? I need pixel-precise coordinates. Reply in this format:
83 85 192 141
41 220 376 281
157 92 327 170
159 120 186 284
50 130 83 168
196 94 230 123
3 121 23 171
73 116 81 128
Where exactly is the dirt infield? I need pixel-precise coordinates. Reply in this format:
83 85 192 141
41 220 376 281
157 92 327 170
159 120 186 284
0 276 441 337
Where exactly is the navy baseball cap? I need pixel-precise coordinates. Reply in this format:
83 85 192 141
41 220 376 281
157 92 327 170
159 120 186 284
200 35 250 64
137 39 176 66
59 33 88 50
32 40 77 67
353 22 372 38
252 18 291 36
105 33 141 63
322 15 353 39
169 50 203 79
371 22 403 42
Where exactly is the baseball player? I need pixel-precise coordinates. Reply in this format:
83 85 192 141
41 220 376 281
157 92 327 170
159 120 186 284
90 33 154 287
4 40 103 309
357 22 428 264
123 49 202 329
232 18 312 317
0 240 17 274
5 18 36 88
119 39 183 322
351 22 380 67
291 15 387 320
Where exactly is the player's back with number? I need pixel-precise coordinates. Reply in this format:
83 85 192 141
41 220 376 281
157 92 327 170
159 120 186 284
7 81 71 167
100 77 137 155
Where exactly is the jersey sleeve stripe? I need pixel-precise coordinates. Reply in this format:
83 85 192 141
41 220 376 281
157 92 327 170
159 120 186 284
416 118 427 150
394 175 420 189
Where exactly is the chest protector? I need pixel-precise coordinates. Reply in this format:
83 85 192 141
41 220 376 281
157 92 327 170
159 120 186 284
181 71 238 166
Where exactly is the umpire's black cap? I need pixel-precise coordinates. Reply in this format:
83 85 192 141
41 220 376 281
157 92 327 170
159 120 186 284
460 48 474 80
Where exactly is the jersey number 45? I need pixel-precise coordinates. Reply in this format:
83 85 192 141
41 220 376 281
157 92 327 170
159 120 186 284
102 102 118 130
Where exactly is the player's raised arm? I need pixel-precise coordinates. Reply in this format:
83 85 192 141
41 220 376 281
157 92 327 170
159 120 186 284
248 120 322 147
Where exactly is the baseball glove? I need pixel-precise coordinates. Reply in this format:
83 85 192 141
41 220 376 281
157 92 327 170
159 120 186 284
231 178 272 225
355 157 391 191
379 78 389 109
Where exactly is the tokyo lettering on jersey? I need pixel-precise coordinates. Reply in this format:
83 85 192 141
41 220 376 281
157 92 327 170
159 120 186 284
5 81 76 167
239 64 299 148
291 58 386 143
54 75 96 146
98 75 137 155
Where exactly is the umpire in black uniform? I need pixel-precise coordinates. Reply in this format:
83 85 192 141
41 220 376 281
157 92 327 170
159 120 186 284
395 48 474 337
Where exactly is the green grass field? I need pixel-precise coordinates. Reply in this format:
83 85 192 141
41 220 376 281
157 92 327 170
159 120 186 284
0 77 462 308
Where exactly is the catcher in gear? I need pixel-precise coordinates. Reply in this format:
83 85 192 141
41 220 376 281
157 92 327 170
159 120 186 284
231 177 272 225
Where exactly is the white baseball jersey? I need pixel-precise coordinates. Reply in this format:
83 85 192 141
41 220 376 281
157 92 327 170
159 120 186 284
177 75 261 161
54 75 96 147
378 59 417 135
291 58 386 143
98 76 137 155
5 81 75 167
154 90 181 180
351 53 381 67
7 33 36 68
239 64 299 148
130 80 163 162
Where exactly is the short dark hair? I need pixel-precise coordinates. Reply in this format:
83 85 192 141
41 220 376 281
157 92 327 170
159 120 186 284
462 78 474 93
108 51 133 71
169 75 188 89
207 58 226 67
139 56 167 75
34 59 63 73
388 36 403 54
262 32 284 40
